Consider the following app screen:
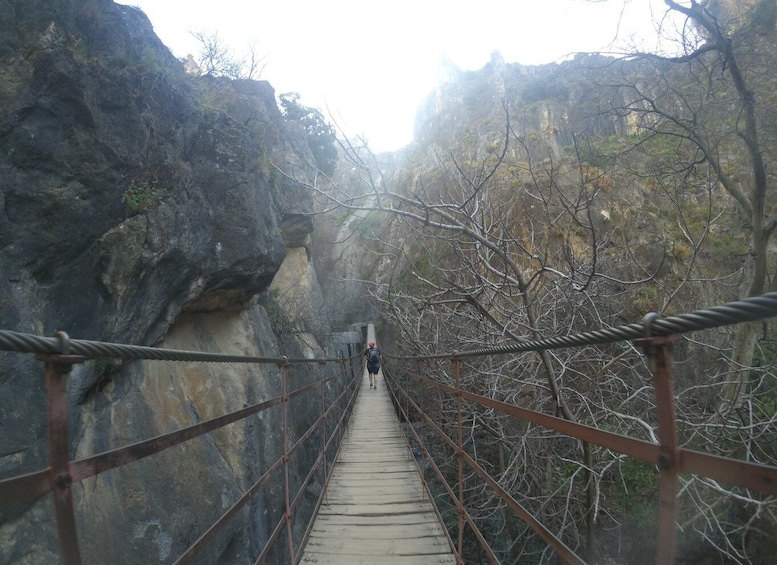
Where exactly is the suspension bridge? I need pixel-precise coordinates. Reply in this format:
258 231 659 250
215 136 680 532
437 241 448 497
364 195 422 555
2 294 777 564
298 327 455 564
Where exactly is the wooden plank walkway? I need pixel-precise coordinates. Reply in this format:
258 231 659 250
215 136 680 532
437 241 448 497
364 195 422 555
299 330 456 564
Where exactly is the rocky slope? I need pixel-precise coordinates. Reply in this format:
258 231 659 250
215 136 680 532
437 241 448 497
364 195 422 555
0 1 355 563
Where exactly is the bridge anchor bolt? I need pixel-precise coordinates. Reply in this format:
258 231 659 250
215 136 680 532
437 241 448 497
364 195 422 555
56 473 72 489
657 451 675 471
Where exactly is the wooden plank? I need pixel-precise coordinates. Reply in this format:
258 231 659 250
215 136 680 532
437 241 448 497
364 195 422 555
316 502 436 516
312 513 444 527
299 553 456 565
321 494 427 506
332 460 417 469
324 485 425 497
308 521 445 538
304 536 452 553
326 474 421 484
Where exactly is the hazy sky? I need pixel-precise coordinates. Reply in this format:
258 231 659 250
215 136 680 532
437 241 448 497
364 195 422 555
120 0 675 152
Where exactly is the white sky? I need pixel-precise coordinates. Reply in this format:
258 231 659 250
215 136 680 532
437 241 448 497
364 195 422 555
120 0 675 152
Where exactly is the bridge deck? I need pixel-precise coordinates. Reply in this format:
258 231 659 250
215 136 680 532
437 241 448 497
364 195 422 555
299 364 456 564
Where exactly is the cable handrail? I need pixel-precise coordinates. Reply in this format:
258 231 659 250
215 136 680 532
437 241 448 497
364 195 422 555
0 329 343 364
386 291 777 360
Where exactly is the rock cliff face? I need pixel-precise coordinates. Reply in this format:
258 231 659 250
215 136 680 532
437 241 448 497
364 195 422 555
0 1 347 563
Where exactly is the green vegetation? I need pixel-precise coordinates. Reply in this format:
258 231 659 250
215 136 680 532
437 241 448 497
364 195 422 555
353 212 387 242
267 166 280 188
614 459 659 516
573 133 638 169
122 180 162 214
279 92 338 177
263 288 286 335
521 77 570 103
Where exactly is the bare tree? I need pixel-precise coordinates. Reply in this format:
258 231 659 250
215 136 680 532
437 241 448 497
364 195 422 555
601 0 777 412
599 3 777 558
286 112 640 559
189 31 266 80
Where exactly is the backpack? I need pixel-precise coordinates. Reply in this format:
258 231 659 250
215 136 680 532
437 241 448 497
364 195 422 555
368 348 380 364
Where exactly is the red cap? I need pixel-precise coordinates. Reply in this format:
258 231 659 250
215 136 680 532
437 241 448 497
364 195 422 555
369 341 375 347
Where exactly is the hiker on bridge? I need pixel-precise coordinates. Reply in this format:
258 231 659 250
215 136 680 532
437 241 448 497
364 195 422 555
363 341 381 389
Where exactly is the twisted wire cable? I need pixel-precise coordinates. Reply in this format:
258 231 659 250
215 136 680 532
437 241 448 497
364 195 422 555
396 291 777 360
0 330 345 365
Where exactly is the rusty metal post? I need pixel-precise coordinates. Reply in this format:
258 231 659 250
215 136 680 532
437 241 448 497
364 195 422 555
38 331 84 565
279 359 295 563
410 359 425 503
453 353 465 564
639 315 680 565
411 359 417 420
416 359 424 422
319 360 328 501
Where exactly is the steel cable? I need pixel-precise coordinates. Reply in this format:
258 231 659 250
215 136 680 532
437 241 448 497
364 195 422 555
395 291 777 360
0 330 343 365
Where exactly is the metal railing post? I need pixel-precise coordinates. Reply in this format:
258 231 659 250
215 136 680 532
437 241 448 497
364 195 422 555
279 358 295 563
38 332 84 565
416 359 424 422
453 353 464 564
639 314 680 565
319 360 328 501
410 359 422 502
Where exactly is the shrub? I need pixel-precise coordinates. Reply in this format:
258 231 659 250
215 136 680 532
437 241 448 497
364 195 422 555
122 181 161 214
